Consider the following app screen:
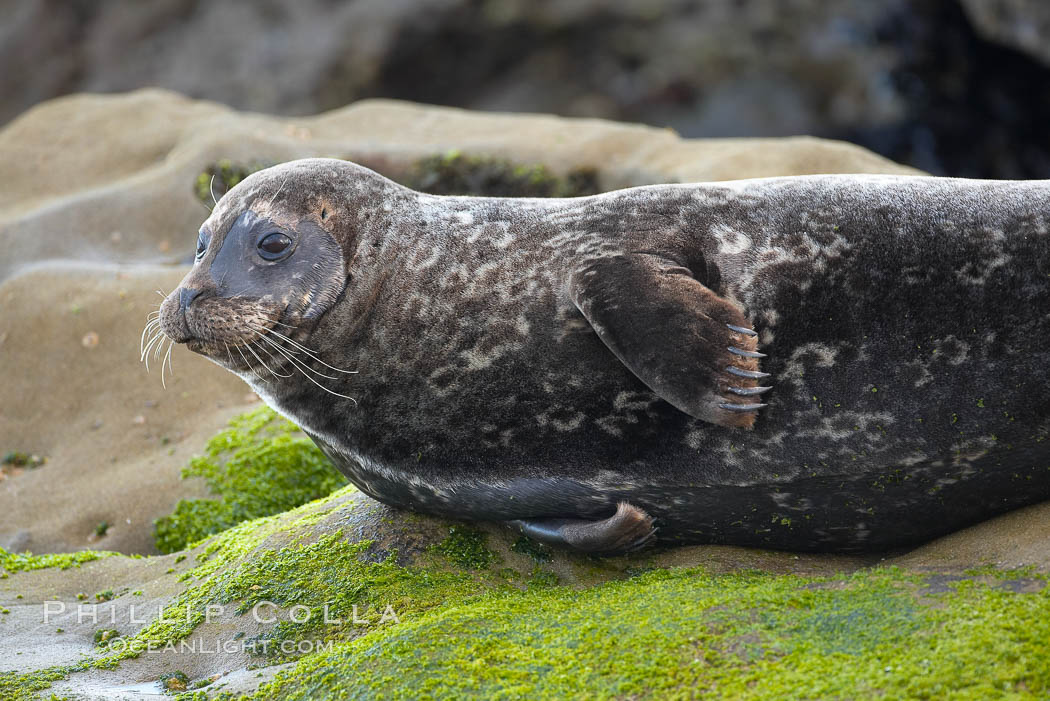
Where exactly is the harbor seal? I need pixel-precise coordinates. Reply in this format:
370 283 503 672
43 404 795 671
153 157 1050 554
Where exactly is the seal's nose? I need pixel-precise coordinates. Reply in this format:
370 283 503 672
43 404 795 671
179 287 202 312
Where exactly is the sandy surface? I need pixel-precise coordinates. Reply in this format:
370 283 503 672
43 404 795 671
0 263 250 555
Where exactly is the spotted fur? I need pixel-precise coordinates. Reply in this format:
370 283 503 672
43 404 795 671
163 159 1050 553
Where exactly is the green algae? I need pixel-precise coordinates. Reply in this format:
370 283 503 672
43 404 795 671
399 151 601 198
432 525 498 570
210 529 494 659
0 548 116 574
93 629 121 647
153 407 347 553
249 567 1050 700
0 667 70 701
192 152 601 207
6 494 1050 699
510 535 553 563
1 452 45 468
194 160 267 205
120 486 505 658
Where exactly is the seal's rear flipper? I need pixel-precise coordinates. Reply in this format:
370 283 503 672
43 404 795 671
569 252 769 428
507 502 657 554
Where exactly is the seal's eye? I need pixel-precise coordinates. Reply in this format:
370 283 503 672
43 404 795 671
257 232 293 261
195 231 208 261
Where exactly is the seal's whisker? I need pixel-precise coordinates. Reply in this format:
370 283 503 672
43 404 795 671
224 341 236 368
142 340 159 371
255 333 341 381
251 339 293 378
260 336 357 403
209 174 218 206
250 324 318 353
152 332 167 362
249 323 358 375
268 173 292 206
258 335 350 382
141 330 165 367
140 336 154 366
249 326 303 355
140 319 162 355
234 343 266 383
160 340 171 389
243 340 283 381
140 328 156 362
163 338 175 386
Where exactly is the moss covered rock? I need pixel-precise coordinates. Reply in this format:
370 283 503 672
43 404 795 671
3 499 1049 700
191 151 602 208
250 567 1050 700
397 150 600 198
153 407 346 554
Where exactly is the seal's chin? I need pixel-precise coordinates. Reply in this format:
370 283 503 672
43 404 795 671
180 337 237 367
184 334 285 377
182 338 252 375
185 338 223 356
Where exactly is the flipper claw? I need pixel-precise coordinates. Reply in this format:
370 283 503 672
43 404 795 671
719 402 769 412
728 346 767 358
624 525 660 553
729 386 772 396
727 366 771 379
726 323 758 336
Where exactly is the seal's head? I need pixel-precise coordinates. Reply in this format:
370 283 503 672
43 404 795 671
157 158 383 378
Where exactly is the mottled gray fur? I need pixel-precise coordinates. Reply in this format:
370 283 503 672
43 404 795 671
160 158 1050 552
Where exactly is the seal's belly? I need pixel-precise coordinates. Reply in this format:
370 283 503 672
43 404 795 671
316 427 1050 553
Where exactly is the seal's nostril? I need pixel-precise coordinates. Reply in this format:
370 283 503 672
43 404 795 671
179 287 202 312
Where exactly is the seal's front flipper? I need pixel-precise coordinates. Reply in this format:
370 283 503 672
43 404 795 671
569 252 769 428
508 502 657 554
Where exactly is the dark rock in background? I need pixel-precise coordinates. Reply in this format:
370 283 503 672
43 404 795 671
960 0 1050 67
3 0 1050 178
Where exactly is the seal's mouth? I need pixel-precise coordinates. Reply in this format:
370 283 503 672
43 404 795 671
156 289 289 366
146 286 358 400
